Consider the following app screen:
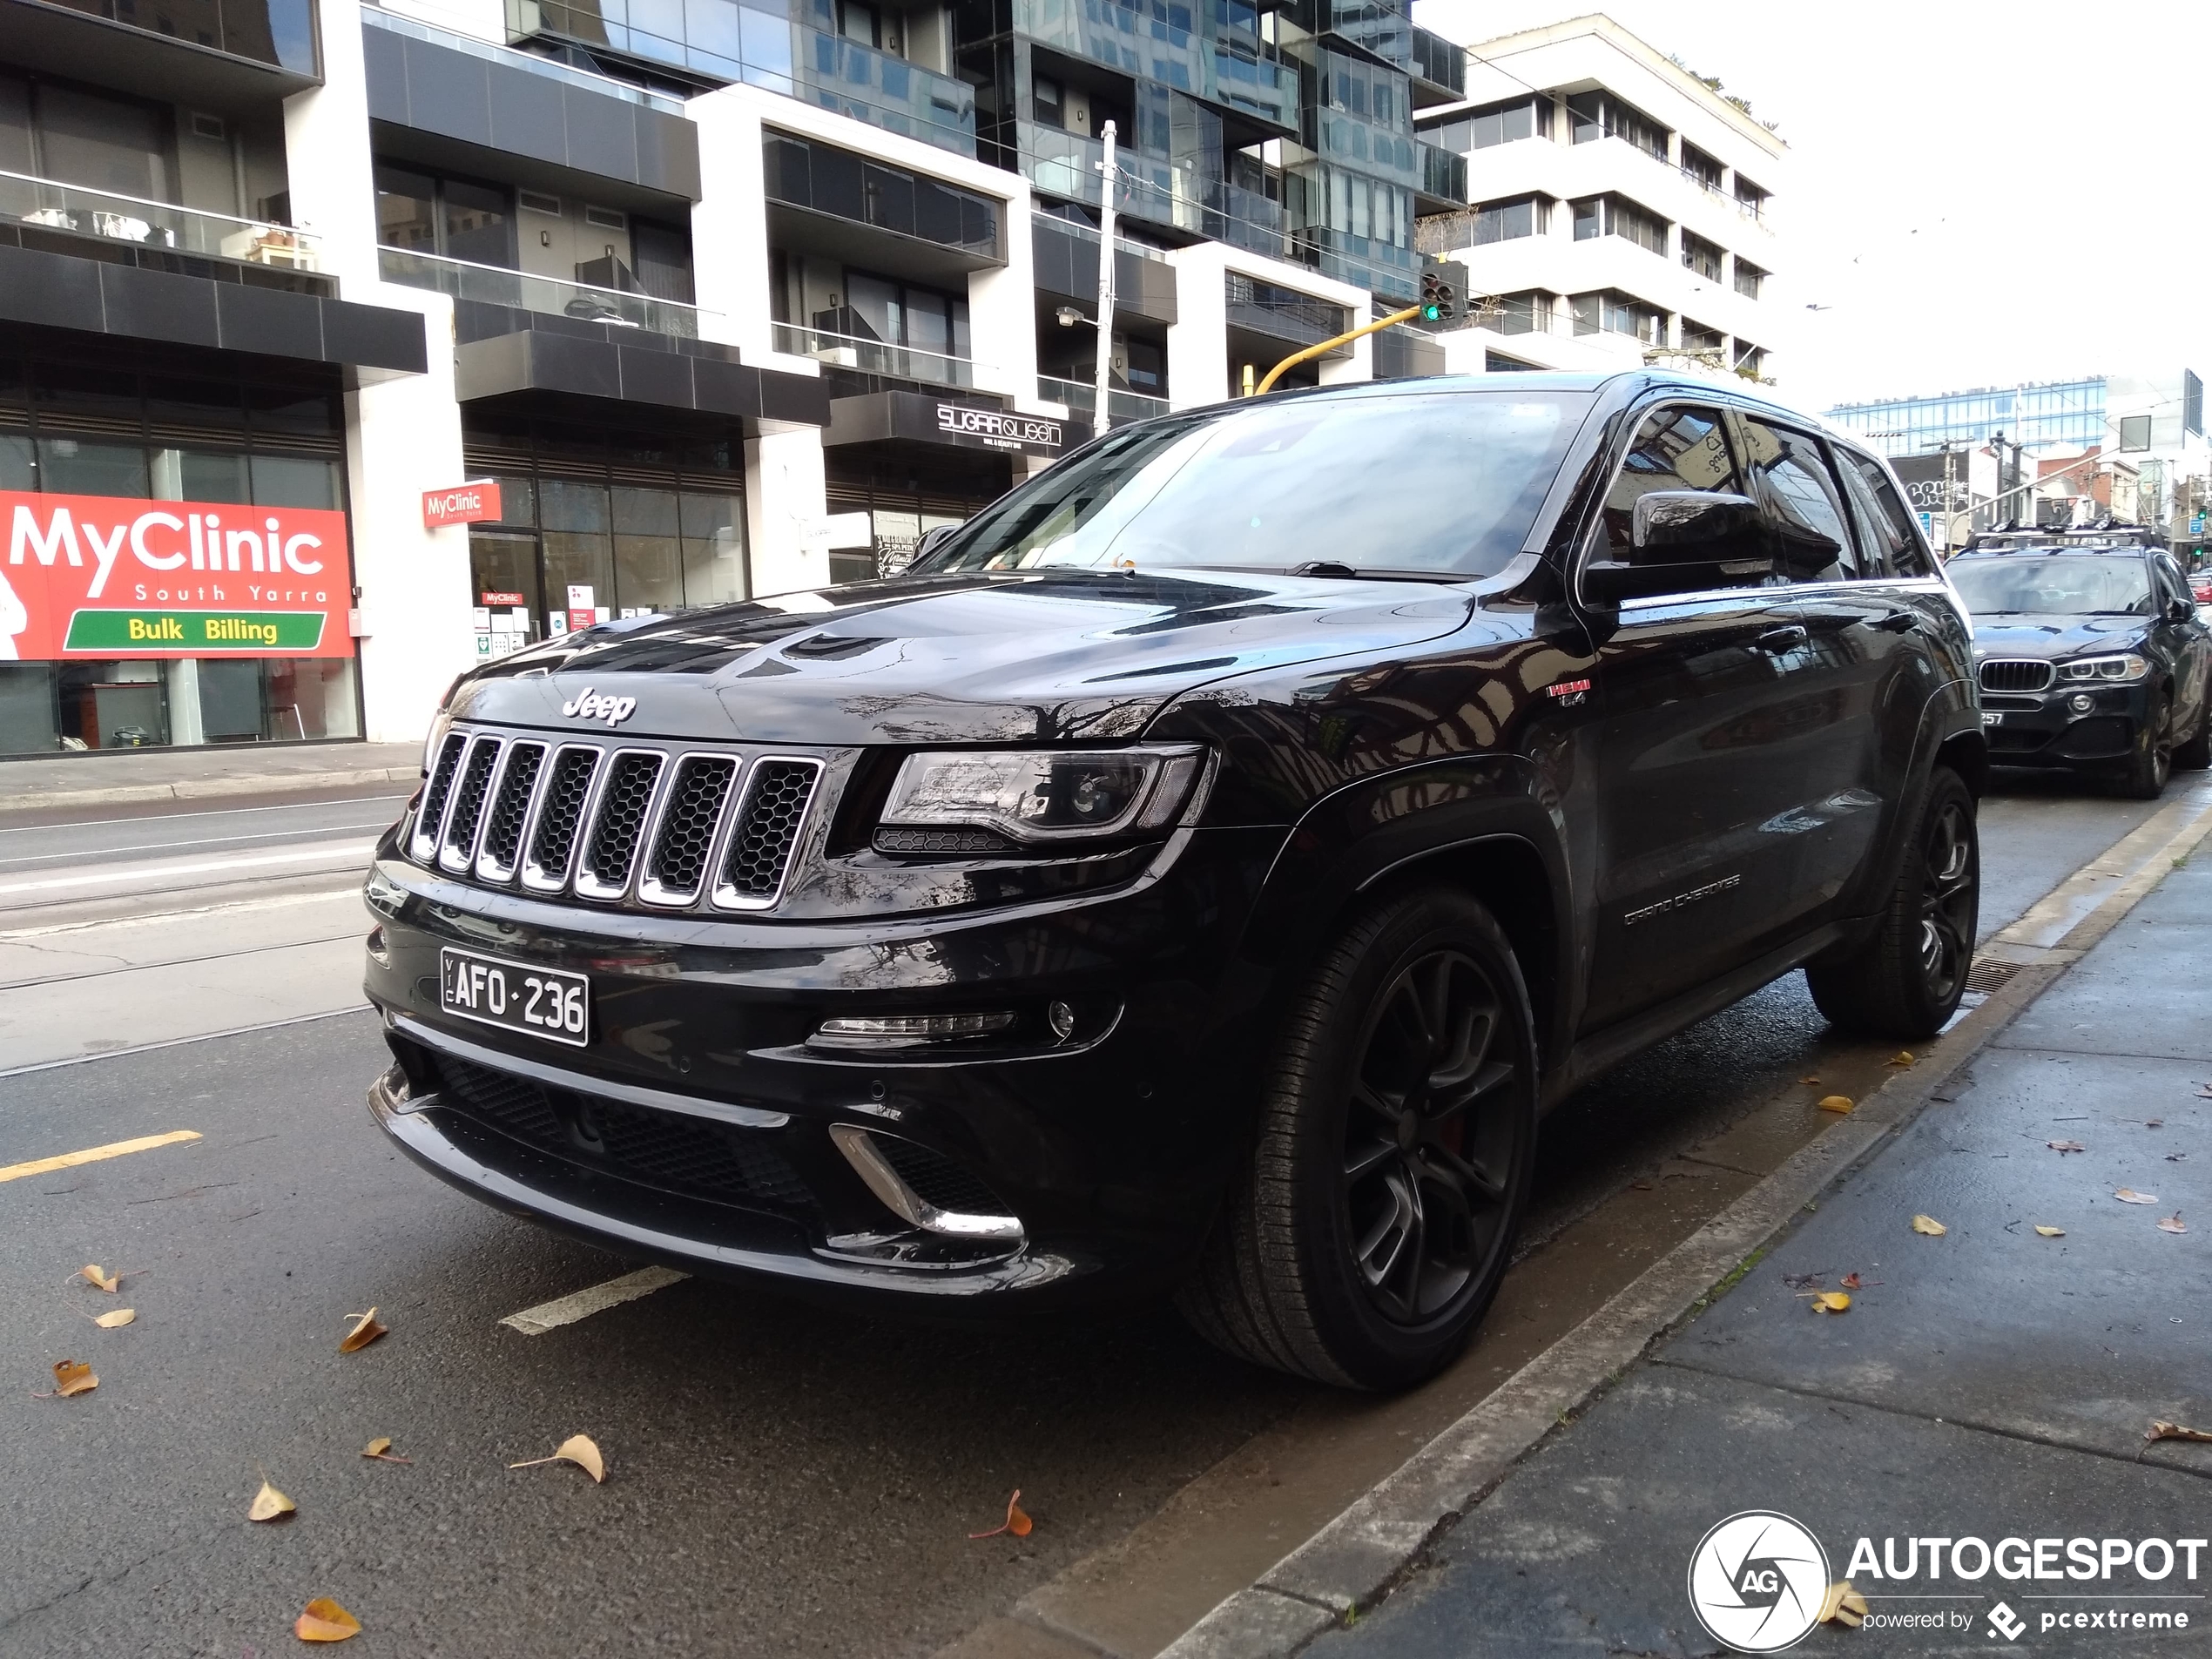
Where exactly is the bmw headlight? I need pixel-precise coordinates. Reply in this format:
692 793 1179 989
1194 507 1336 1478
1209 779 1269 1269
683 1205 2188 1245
2058 654 2149 683
880 745 1208 844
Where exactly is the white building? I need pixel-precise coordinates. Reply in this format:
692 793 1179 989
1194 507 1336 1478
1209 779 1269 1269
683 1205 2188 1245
1410 14 1787 385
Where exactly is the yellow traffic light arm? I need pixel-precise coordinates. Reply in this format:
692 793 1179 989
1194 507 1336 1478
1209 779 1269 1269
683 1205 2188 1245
1254 304 1425 397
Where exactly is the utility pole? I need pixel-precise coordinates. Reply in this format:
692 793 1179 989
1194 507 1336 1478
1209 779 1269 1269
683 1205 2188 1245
1092 120 1118 435
1940 441 1959 554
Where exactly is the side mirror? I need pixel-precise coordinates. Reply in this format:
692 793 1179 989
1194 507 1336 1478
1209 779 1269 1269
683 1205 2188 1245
1583 491 1772 604
2169 595 2196 623
911 523 963 566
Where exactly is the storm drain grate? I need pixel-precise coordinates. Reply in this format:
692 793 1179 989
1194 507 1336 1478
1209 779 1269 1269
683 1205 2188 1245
1964 957 2024 995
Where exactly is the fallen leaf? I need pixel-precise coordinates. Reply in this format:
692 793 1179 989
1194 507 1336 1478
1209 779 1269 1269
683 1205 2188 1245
2169 1153 2188 1163
363 1438 390 1457
1841 1272 1862 1290
2047 1140 2087 1154
93 1308 136 1329
1887 1051 1915 1068
1817 1581 1868 1626
1799 1076 1821 1085
338 1309 387 1353
249 1480 297 1522
1912 1214 1948 1237
2147 1420 2212 1444
1810 1291 1851 1314
2115 1189 2159 1205
969 1488 1034 1538
79 1264 120 1293
2034 1225 2066 1238
2158 1214 2188 1235
293 1598 361 1642
2148 1118 2165 1128
509 1433 604 1483
51 1359 97 1397
1817 1095 1854 1115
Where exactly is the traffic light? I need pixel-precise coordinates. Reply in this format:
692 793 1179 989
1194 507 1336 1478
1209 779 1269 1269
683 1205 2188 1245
1420 270 1456 324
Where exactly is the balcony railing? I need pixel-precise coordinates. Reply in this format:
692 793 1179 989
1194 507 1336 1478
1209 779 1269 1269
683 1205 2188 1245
364 4 687 111
1038 376 1170 424
378 246 702 335
2 169 322 272
772 321 974 388
55 0 318 75
1022 125 1285 258
1031 213 1170 265
1409 26 1464 97
1418 141 1466 205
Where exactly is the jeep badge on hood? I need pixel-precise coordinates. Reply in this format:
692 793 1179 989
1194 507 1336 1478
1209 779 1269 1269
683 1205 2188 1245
561 687 637 726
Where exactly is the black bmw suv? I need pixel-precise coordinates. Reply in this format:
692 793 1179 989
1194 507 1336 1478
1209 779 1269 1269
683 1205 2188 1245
1948 529 2212 797
365 374 1985 1389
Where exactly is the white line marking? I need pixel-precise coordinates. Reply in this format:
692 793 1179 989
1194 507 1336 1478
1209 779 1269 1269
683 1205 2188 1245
0 822 395 867
0 794 409 833
0 1005 373 1078
499 1265 691 1335
0 885 363 941
0 841 378 896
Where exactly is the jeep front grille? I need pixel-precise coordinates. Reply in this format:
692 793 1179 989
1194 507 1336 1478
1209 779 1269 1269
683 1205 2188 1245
1979 658 2054 694
410 725 822 914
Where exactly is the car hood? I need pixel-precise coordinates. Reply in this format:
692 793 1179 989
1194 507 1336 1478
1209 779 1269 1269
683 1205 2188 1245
452 569 1477 745
1969 613 2151 662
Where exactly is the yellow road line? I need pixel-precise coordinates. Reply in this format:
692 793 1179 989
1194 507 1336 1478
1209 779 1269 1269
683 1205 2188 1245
0 1130 201 1184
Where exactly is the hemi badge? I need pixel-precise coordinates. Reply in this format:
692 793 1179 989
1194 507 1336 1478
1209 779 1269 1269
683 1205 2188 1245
1546 678 1592 699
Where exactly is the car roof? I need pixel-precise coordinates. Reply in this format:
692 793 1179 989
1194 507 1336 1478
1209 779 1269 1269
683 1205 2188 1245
1955 536 2158 558
1251 371 1856 440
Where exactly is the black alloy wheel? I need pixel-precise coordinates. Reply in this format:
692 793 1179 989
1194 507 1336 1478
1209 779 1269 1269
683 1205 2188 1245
1342 950 1518 1327
1806 765 1979 1039
1178 887 1537 1390
2121 686 2173 799
1917 794 1975 1009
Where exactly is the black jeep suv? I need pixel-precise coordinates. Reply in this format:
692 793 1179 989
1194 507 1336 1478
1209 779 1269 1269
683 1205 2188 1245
1948 529 2212 797
365 374 1984 1389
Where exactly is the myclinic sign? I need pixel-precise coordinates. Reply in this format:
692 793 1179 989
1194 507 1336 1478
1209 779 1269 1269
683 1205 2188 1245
0 490 354 661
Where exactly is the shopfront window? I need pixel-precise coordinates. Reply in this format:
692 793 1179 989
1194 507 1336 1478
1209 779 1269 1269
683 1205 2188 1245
0 339 357 758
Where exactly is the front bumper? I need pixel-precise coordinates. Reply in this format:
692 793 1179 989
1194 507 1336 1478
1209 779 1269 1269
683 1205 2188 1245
1979 680 2152 768
361 825 1285 1310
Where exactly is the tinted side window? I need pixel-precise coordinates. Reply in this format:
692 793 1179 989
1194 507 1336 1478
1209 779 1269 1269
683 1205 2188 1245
1842 453 1933 577
1835 453 1905 577
1738 418 1860 581
1602 405 1740 553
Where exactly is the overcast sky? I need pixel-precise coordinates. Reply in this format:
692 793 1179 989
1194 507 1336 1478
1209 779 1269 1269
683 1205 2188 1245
1412 0 2211 414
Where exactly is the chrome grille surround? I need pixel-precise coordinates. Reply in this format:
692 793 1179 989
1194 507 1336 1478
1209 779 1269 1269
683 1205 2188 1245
412 725 824 914
1979 658 2054 694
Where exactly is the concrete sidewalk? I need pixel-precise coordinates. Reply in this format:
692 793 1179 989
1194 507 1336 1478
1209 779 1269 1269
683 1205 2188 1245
1308 860 2212 1656
0 740 421 814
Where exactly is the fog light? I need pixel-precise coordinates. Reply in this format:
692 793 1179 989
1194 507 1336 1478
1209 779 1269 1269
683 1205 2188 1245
816 1012 1016 1042
1048 1001 1075 1042
2068 691 2096 714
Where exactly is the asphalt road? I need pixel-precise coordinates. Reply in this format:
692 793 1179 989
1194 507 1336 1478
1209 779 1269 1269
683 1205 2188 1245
0 768 2191 1656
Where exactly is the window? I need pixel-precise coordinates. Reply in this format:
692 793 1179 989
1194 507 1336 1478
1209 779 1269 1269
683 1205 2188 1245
1566 91 1668 162
1735 175 1769 215
1033 75 1063 126
1681 231 1723 282
2119 415 2152 453
1734 259 1764 300
830 270 968 361
1572 291 1663 344
1836 450 1928 577
1601 405 1740 555
1681 320 1724 354
374 164 515 267
1733 341 1765 378
1738 418 1861 581
1470 195 1540 245
1680 141 1722 192
1419 97 1547 154
1494 292 1554 335
1571 195 1667 255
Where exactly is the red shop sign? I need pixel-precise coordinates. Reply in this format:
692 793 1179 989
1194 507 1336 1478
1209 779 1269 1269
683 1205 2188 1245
2 489 354 661
422 480 502 529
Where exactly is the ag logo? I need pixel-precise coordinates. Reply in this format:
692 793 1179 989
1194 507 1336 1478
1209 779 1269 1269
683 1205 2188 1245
1686 1511 1829 1652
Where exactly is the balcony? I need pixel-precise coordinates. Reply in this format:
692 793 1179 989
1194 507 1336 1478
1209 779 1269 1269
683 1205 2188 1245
1022 124 1285 257
1416 141 1465 211
2 168 327 289
773 320 974 389
1038 374 1169 425
379 246 701 336
4 0 319 86
1409 26 1463 105
509 0 975 155
368 6 684 111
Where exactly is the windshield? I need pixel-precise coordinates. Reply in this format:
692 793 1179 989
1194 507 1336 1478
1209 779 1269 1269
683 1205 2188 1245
920 390 1595 579
1948 554 2155 617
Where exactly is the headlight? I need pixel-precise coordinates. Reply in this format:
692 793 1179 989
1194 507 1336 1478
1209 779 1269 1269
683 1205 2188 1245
880 745 1208 844
2058 654 2149 683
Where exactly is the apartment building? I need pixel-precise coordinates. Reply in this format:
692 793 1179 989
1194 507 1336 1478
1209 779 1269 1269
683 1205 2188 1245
0 0 1461 756
1410 15 1784 383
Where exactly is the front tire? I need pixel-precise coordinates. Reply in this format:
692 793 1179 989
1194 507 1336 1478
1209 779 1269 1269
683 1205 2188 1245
2172 691 2209 772
2121 687 2174 798
1806 766 1979 1040
1178 888 1538 1390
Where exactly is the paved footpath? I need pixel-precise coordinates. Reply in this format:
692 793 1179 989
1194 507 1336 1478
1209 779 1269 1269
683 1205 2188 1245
1311 859 2212 1657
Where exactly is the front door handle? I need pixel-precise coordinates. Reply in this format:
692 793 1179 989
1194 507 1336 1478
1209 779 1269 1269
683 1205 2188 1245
1753 624 1808 654
1868 609 1922 633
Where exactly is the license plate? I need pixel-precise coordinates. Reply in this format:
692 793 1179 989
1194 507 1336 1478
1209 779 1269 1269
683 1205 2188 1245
439 948 590 1047
1982 711 2003 726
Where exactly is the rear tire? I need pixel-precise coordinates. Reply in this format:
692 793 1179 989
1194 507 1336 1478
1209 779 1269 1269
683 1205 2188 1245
2121 687 2174 799
1806 766 1979 1040
1177 887 1538 1390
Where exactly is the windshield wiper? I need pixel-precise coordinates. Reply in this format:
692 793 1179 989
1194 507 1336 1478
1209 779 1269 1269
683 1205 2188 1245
1279 562 1468 583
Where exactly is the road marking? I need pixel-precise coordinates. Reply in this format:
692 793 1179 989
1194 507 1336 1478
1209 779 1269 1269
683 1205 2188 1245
0 885 362 941
0 841 378 897
500 1265 691 1335
0 1130 201 1184
0 1006 372 1078
0 793 409 834
0 821 395 867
